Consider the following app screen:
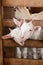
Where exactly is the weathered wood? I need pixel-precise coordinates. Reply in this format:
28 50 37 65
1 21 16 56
33 20 43 27
3 47 16 58
0 7 3 65
2 19 43 27
4 58 43 65
2 19 15 27
0 7 2 38
3 39 19 47
3 39 43 47
0 0 1 6
0 39 3 65
3 7 15 19
2 0 43 7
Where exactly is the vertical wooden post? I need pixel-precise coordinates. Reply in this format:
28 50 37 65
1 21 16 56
0 2 3 65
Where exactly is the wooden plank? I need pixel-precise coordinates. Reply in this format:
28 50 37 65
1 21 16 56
3 39 43 47
3 47 16 58
2 19 43 27
0 39 3 65
33 20 43 27
2 19 15 27
0 7 3 65
3 7 15 19
2 0 43 7
3 39 19 47
4 58 43 65
0 6 3 65
0 0 1 6
0 7 2 38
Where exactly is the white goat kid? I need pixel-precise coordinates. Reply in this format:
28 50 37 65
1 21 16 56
2 18 34 46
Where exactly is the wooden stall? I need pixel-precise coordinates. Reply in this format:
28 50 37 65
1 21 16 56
1 0 43 65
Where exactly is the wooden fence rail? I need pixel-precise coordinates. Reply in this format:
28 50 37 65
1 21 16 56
2 0 43 7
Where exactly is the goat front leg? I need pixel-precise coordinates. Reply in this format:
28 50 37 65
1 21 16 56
22 47 28 58
16 47 21 58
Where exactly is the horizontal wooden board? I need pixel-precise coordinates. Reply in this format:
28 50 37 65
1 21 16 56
3 39 43 47
33 20 43 27
2 19 15 27
4 58 43 65
0 39 3 65
3 39 20 47
2 0 43 7
2 19 43 27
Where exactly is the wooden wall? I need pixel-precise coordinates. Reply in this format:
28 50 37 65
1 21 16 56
1 0 43 65
0 4 3 65
2 0 43 7
2 8 43 65
4 58 43 65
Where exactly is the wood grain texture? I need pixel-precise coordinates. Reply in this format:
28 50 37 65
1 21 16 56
0 7 2 38
0 39 3 65
0 0 1 6
4 58 43 65
3 7 15 19
0 7 3 65
2 19 15 27
2 0 43 7
3 39 43 47
3 47 16 58
2 19 43 27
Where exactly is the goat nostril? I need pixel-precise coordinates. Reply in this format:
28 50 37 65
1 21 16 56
29 30 32 31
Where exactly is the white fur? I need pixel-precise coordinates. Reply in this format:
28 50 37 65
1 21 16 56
31 11 43 20
15 7 31 20
16 47 21 58
10 19 34 45
41 48 43 59
22 48 27 58
16 47 27 58
33 48 37 59
30 26 42 40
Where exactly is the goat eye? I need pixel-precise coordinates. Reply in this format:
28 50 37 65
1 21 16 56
29 30 32 31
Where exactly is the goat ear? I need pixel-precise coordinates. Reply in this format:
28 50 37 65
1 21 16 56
34 26 41 31
13 18 19 24
9 28 12 32
1 34 12 39
13 18 20 27
20 19 24 26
